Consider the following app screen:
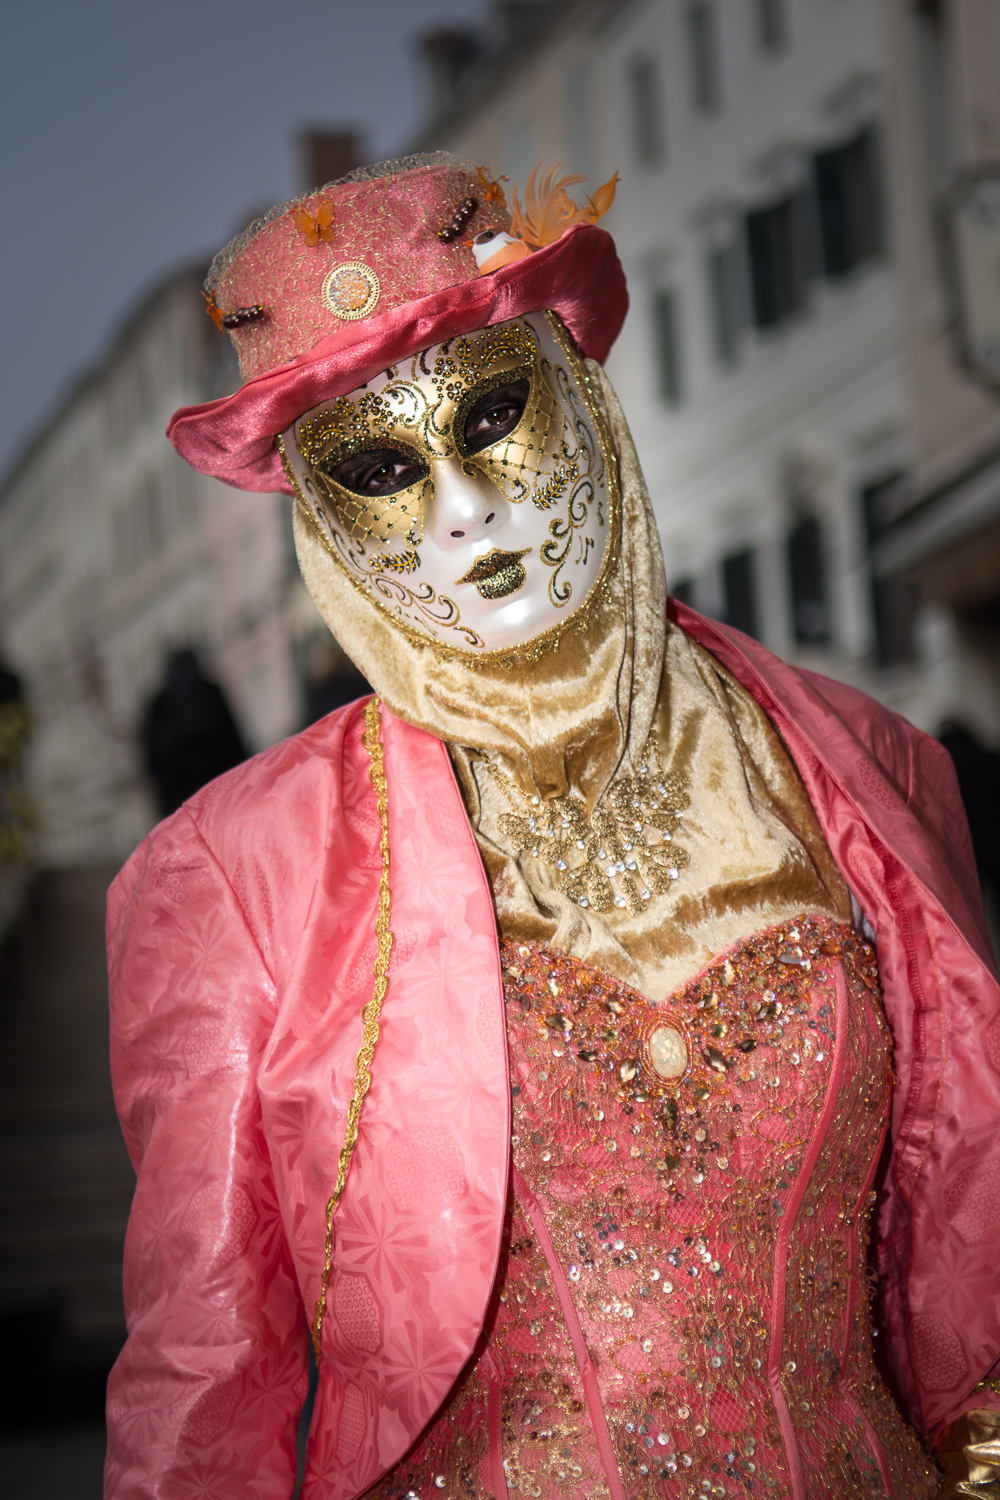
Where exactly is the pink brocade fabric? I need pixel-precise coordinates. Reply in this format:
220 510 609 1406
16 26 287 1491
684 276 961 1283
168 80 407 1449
367 918 937 1499
103 653 1000 1499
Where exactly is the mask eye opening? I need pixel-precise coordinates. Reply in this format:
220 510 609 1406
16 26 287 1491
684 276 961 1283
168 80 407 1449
318 443 430 499
454 360 535 460
309 446 430 549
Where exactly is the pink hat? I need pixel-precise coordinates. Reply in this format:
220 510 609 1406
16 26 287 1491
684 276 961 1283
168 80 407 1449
166 153 628 495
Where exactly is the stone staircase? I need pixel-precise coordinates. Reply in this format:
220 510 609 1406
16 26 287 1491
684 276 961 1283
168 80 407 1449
0 867 135 1429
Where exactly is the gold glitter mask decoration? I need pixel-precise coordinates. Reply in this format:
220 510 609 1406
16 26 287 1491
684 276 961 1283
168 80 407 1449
295 323 542 547
281 312 619 658
295 387 434 548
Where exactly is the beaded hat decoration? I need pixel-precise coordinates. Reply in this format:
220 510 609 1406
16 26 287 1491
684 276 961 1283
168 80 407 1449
167 153 627 495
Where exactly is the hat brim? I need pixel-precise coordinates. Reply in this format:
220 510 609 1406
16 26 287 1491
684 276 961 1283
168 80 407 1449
167 223 627 494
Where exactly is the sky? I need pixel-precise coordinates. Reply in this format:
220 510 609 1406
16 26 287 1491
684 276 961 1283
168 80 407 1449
0 0 493 475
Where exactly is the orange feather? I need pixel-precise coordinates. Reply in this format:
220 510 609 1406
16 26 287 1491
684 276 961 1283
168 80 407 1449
509 163 619 248
586 172 620 221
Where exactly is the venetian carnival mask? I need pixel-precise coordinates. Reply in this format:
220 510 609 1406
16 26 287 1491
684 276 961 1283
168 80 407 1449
279 312 619 656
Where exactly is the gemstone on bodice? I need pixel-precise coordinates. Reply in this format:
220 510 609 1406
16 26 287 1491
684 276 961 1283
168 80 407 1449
648 1025 687 1079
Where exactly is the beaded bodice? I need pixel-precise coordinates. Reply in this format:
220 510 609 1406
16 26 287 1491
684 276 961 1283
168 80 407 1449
368 917 937 1500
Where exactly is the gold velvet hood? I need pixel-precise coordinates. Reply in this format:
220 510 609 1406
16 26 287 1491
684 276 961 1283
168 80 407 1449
294 363 848 1002
293 360 665 810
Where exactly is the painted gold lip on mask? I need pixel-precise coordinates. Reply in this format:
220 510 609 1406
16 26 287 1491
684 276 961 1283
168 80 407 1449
457 548 531 599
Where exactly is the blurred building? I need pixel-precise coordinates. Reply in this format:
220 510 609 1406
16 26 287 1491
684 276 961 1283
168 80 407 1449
409 0 1000 733
875 0 1000 742
0 263 277 1414
0 258 325 1419
0 263 310 869
0 134 373 1404
0 129 371 876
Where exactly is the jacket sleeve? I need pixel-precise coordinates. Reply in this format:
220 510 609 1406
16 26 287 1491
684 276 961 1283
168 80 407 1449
104 811 309 1499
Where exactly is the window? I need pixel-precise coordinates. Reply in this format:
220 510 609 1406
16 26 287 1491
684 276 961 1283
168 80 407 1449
630 56 667 166
756 0 788 53
707 239 747 364
115 476 164 567
723 549 758 637
137 359 157 424
652 287 683 406
108 378 137 453
114 501 135 567
745 191 811 329
861 474 917 665
204 328 240 401
913 0 954 201
787 516 829 643
169 452 199 529
687 2 722 115
814 129 883 279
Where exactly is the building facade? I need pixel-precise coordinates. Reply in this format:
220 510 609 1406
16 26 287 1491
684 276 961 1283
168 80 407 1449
410 0 1000 735
875 0 1000 742
0 264 318 870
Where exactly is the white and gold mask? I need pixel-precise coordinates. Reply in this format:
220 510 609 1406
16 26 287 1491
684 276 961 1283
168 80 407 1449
280 312 619 657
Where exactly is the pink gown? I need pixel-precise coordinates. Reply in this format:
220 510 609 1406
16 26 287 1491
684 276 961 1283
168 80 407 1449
367 921 937 1499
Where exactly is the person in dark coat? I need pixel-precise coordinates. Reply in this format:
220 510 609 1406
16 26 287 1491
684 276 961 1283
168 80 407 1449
938 719 1000 901
141 649 247 816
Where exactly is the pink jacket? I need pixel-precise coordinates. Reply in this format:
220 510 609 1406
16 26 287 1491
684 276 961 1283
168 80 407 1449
105 607 1000 1499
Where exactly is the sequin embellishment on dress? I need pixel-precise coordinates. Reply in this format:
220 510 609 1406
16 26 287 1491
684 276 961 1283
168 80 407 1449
366 916 937 1500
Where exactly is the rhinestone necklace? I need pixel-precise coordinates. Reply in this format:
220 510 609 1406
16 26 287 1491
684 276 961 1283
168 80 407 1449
483 741 690 916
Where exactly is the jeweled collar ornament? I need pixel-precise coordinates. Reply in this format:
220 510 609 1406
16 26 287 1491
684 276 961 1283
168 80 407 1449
484 736 691 913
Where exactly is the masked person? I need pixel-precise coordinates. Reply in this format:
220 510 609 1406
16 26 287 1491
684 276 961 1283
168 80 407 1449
105 156 1000 1500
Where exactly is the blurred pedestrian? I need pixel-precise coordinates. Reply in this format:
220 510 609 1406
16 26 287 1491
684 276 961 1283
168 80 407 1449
301 635 370 725
0 655 32 866
140 649 247 816
938 718 1000 899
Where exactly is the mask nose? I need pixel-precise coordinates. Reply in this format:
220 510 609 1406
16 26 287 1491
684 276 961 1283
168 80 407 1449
424 456 509 547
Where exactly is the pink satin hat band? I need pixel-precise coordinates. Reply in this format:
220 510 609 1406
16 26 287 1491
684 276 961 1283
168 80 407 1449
167 223 627 495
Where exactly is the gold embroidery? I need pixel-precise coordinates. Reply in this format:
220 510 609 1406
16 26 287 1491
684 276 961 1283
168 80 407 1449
484 737 690 916
369 547 420 575
532 458 579 510
311 697 393 1358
